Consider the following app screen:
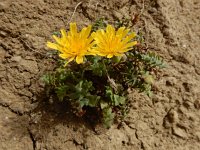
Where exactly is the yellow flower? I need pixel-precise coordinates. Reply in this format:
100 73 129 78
47 23 95 64
92 25 137 58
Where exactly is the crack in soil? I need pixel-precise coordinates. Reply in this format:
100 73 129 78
135 130 145 150
28 128 37 150
0 103 23 116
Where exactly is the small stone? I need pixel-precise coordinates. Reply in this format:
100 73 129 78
166 77 177 86
183 101 193 109
0 49 6 60
182 82 191 92
0 30 7 37
132 103 138 109
182 44 187 48
167 110 179 123
11 56 22 62
113 10 123 19
172 126 187 139
194 100 200 109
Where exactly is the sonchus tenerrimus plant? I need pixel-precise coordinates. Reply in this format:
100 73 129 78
43 19 165 128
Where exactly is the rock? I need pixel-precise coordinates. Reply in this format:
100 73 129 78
172 126 188 139
113 10 123 19
183 101 193 109
0 30 7 37
0 48 6 61
18 89 33 98
167 109 179 123
11 56 22 62
182 82 192 92
165 77 177 86
194 100 200 109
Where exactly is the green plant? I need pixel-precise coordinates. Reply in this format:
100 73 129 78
43 19 165 128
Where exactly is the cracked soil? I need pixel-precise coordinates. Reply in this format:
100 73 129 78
0 0 200 149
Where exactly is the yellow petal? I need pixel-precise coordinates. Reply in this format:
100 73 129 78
76 56 84 64
80 27 87 38
47 42 58 50
116 27 125 36
113 53 123 56
61 29 67 39
106 25 115 35
64 57 75 67
68 56 75 63
107 54 113 58
122 32 136 44
81 25 92 39
87 36 94 45
96 51 107 56
120 29 130 39
53 35 62 45
122 41 137 49
59 53 71 59
86 50 97 56
70 23 77 36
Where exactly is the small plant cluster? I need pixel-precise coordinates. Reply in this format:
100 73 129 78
43 19 165 128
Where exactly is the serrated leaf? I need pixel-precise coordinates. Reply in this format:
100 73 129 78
113 94 126 106
102 107 115 128
55 85 69 101
100 101 109 109
87 95 100 107
79 98 89 107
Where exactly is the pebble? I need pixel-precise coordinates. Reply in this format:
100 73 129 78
194 100 200 109
165 77 177 86
167 110 179 123
172 126 188 139
0 30 7 37
11 56 22 62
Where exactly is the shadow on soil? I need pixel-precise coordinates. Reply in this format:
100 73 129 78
5 89 101 143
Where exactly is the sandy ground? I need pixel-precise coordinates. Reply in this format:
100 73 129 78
0 0 200 149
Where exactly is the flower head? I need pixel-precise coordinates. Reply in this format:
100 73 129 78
92 25 137 58
47 23 95 64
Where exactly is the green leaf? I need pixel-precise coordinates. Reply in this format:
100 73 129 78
102 107 115 128
100 101 109 109
105 86 113 100
141 52 166 68
79 98 89 107
53 31 61 36
113 94 126 106
89 57 105 76
92 18 107 31
41 74 54 85
87 95 100 107
55 85 69 101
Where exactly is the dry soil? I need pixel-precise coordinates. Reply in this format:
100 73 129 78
0 0 200 150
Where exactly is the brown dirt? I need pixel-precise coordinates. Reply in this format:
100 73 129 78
0 0 200 149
